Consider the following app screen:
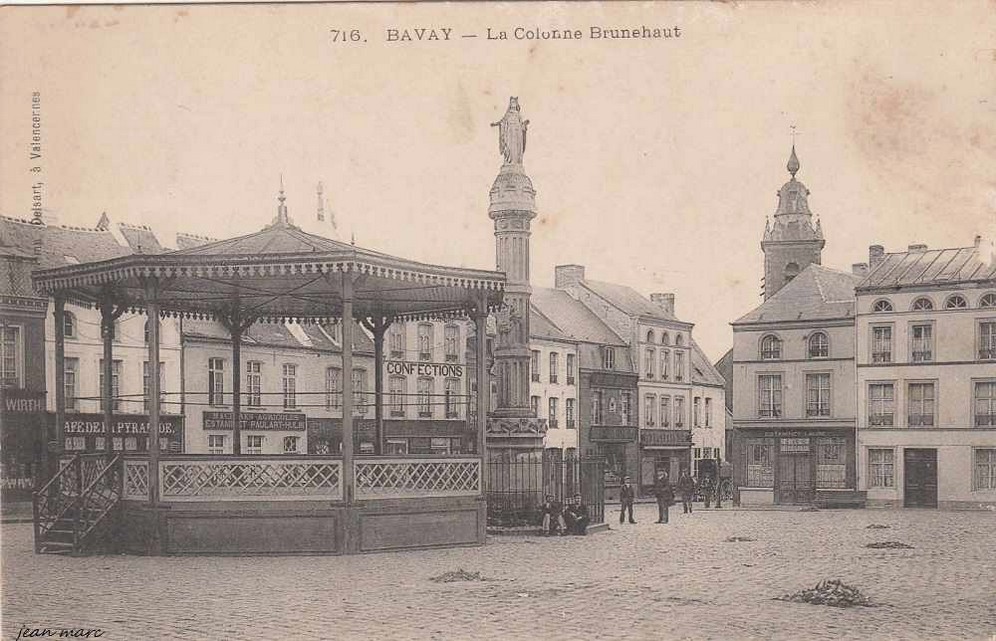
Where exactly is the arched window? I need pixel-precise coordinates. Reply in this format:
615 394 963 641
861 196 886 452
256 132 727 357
675 334 684 347
944 295 968 309
760 334 782 360
645 329 655 343
661 331 670 346
808 332 829 359
911 297 934 311
784 262 800 284
872 299 894 313
979 293 996 309
63 312 77 339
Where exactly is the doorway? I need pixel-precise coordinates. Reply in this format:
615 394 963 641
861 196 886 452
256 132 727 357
776 453 814 504
903 448 937 508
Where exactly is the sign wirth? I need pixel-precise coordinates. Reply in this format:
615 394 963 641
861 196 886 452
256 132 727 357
203 411 307 432
1 390 46 414
385 360 464 378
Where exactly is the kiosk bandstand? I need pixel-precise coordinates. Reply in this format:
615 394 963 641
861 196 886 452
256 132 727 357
31 194 504 555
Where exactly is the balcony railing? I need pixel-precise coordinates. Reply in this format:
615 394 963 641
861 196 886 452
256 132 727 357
531 373 540 382
639 429 692 447
549 375 558 384
445 353 459 363
908 414 935 427
566 419 576 429
975 414 996 427
566 377 575 386
589 426 638 442
869 414 895 426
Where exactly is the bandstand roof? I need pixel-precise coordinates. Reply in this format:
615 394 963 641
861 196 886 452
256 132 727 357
31 196 505 322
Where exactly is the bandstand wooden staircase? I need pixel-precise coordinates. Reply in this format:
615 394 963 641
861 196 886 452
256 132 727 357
33 454 123 555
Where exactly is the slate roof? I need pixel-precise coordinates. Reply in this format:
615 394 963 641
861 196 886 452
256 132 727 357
689 339 726 387
733 263 861 325
529 306 571 342
182 318 374 353
118 223 165 254
857 244 996 290
714 348 734 411
531 287 626 346
175 232 219 250
581 279 681 323
0 215 130 271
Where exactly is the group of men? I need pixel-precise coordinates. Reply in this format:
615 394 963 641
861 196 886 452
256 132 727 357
539 493 591 536
619 470 724 525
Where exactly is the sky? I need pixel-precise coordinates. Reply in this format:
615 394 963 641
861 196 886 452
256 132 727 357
1 1 994 362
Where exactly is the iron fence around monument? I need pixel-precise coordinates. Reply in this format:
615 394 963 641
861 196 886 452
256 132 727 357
485 452 605 528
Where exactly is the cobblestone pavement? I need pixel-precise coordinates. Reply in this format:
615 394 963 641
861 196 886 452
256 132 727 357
3 506 995 641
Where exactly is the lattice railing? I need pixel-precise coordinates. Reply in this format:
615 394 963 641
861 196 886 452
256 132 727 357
355 458 481 500
159 458 343 502
123 460 150 501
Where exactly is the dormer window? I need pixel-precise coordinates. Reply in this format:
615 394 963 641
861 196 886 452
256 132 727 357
602 347 615 370
911 297 934 311
945 295 968 309
872 299 894 313
980 293 996 309
760 334 782 360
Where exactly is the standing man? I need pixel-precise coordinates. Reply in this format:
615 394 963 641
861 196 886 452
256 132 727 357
677 469 695 514
653 470 674 524
619 476 636 524
703 473 716 509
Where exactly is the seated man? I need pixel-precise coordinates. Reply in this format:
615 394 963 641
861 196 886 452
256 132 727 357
539 494 566 535
563 494 590 535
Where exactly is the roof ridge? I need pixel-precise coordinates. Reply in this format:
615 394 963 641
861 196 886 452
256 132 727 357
1 215 44 226
118 222 154 231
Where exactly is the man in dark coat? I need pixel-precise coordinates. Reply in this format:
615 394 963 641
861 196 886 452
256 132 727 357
653 471 674 524
703 474 716 508
563 493 590 535
539 495 565 535
677 470 695 514
619 477 636 524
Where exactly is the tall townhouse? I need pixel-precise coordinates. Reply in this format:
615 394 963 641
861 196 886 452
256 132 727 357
855 239 996 509
528 301 579 453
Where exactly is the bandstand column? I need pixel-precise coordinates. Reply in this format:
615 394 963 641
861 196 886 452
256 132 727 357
474 294 489 461
145 280 161 505
99 297 116 460
230 312 243 456
341 273 355 504
52 294 66 473
372 317 388 456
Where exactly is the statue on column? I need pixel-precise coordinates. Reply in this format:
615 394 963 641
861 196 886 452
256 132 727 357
491 97 529 165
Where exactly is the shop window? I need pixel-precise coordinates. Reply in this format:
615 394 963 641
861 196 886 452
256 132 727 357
808 332 829 359
430 437 451 455
805 373 831 418
1 325 23 388
208 358 225 406
974 449 996 491
246 435 264 455
910 324 933 362
945 294 968 309
760 335 782 360
417 377 433 418
975 381 996 427
444 324 460 362
907 382 936 427
816 437 847 489
389 375 405 417
386 439 408 455
64 357 79 411
868 448 894 488
99 359 122 411
872 299 893 313
745 440 774 487
208 434 226 455
283 436 300 454
326 367 342 410
757 374 782 418
868 383 895 426
282 363 297 410
871 325 893 363
64 436 86 451
979 321 996 360
124 437 138 451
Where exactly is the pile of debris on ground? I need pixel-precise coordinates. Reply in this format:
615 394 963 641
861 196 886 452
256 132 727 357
724 536 757 543
429 569 487 583
865 541 914 549
777 579 875 608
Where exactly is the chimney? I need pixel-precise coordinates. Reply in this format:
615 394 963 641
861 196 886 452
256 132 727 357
555 264 585 289
650 293 675 316
852 262 869 276
975 235 983 248
869 245 885 267
908 243 928 253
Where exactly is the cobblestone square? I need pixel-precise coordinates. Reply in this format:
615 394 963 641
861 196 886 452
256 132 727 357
3 505 994 640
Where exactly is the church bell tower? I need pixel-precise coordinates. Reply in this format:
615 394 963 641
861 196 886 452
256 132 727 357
761 145 825 299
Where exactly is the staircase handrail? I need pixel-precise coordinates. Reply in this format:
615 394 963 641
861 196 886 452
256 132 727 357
32 454 82 552
76 454 123 545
